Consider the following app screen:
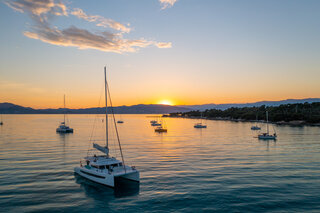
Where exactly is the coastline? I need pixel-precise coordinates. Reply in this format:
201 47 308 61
164 115 320 127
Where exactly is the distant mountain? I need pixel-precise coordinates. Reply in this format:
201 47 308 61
0 102 191 114
178 98 320 111
1 98 319 114
0 102 37 113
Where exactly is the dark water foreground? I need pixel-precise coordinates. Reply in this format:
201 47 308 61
0 114 320 212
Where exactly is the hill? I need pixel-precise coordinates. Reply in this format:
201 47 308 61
179 98 320 110
0 103 191 114
170 102 320 125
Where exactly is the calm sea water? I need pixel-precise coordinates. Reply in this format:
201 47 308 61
0 114 320 212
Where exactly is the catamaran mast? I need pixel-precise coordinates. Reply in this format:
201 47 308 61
104 66 109 149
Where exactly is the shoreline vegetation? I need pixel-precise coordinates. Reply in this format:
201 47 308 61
165 102 320 127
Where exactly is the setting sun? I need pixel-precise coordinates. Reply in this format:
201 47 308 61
158 100 174 105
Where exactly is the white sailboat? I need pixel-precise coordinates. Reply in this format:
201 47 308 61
74 67 139 188
194 112 207 128
251 114 261 130
258 111 277 140
56 95 73 133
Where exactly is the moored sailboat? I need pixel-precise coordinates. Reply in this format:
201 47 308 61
251 114 261 130
258 111 277 140
154 117 167 132
56 95 73 133
117 114 124 123
194 112 207 128
155 125 167 132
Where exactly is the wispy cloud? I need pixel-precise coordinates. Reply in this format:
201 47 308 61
5 0 67 23
155 42 172 48
159 0 177 9
4 0 171 53
71 8 131 33
23 25 158 53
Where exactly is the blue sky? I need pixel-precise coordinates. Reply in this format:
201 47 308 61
1 0 320 108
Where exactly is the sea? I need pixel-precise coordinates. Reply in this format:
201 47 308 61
0 114 320 212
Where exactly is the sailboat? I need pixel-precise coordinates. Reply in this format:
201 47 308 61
117 114 124 123
150 117 161 126
56 95 73 133
258 111 277 140
251 113 261 130
74 67 139 188
0 114 3 125
155 118 167 132
194 112 207 128
151 121 161 126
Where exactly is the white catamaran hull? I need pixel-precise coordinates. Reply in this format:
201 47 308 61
74 167 139 188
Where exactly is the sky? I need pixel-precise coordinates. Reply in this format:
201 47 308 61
0 0 320 108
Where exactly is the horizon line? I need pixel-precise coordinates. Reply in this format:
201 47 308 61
1 97 320 110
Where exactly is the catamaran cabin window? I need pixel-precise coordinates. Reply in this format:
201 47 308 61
99 166 105 169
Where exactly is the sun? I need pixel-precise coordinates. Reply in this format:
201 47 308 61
158 100 174 105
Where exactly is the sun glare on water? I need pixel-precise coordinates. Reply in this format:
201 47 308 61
158 100 174 105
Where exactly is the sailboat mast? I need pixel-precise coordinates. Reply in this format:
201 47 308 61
63 94 66 124
266 111 269 134
104 67 109 149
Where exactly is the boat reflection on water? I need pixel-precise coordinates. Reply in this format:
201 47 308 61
74 173 140 198
114 177 140 197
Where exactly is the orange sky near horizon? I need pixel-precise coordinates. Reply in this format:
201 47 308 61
1 88 318 109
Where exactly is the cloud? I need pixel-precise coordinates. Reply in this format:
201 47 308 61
4 0 172 53
155 42 172 48
159 0 177 9
5 0 67 23
71 8 131 33
23 25 160 53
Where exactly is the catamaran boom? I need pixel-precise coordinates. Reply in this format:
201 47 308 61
93 143 109 155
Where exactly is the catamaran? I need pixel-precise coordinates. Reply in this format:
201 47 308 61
74 67 139 188
56 95 73 133
258 111 277 140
